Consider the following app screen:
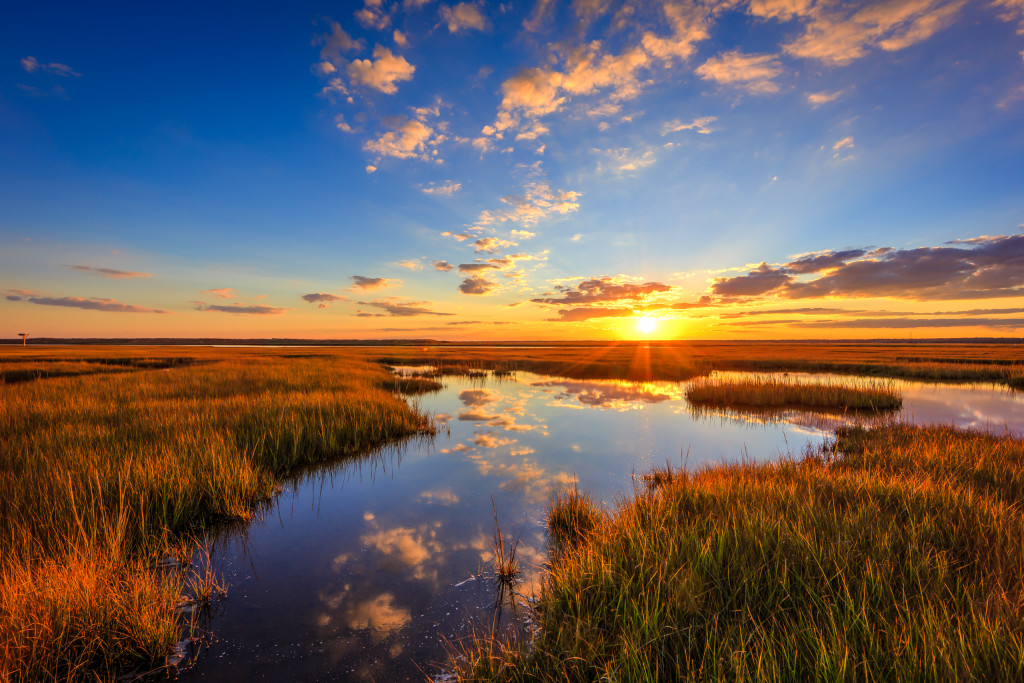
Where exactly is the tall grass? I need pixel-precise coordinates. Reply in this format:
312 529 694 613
0 352 434 681
686 375 902 413
456 425 1024 681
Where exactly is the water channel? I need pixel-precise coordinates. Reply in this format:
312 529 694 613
178 370 1023 681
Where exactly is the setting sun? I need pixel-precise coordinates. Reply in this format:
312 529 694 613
636 316 658 335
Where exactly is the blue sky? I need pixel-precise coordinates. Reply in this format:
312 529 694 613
2 0 1024 339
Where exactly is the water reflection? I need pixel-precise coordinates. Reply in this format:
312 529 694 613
180 370 1023 682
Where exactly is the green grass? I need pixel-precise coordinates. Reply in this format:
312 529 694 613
686 375 902 413
456 425 1024 681
0 351 434 682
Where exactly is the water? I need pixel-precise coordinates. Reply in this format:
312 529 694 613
178 371 1023 681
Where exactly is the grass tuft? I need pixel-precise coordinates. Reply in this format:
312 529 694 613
686 374 902 413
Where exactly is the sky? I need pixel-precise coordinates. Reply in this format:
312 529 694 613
2 0 1024 341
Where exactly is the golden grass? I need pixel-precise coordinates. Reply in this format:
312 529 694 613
456 425 1024 681
0 349 434 681
356 340 1024 387
686 375 902 413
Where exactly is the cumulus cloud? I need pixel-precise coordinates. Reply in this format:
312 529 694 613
348 45 415 94
695 50 784 95
358 298 454 316
12 295 167 313
662 116 716 135
194 302 287 314
459 276 496 295
351 275 402 291
364 117 439 160
439 2 488 32
431 260 454 271
531 277 672 305
67 265 152 279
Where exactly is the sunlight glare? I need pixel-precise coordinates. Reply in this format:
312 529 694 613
636 316 657 335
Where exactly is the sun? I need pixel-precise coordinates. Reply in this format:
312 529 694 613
636 316 658 335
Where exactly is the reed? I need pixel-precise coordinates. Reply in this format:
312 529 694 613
686 375 902 412
455 424 1024 681
0 350 434 681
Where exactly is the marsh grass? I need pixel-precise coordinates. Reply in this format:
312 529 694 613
0 350 434 681
363 341 1024 388
456 424 1024 681
686 375 902 413
491 497 522 603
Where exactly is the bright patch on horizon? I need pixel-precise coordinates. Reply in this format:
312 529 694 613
636 317 658 335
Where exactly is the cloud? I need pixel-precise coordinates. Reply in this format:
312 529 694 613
596 147 657 173
302 292 348 309
431 260 454 271
459 276 496 295
807 90 844 107
67 265 152 279
790 318 1024 329
786 249 867 274
358 298 454 316
397 260 422 270
348 45 415 94
315 20 363 66
708 234 1024 302
393 29 408 47
14 295 167 313
439 2 488 32
485 3 711 138
549 306 637 322
695 50 783 95
20 56 81 77
473 237 516 253
201 288 235 298
993 0 1024 34
351 275 402 291
711 262 794 297
780 0 968 66
364 118 436 160
355 0 392 30
194 302 287 314
458 262 501 273
420 180 461 195
662 116 716 135
473 182 581 228
531 277 672 305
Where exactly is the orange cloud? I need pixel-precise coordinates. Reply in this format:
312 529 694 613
348 45 414 93
351 275 402 291
696 50 784 95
